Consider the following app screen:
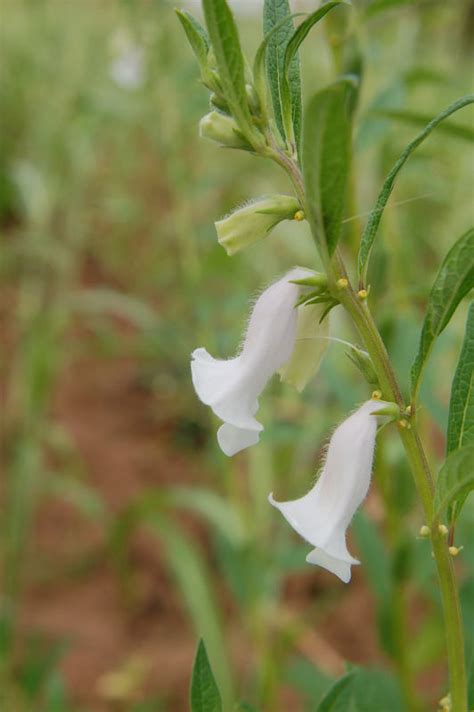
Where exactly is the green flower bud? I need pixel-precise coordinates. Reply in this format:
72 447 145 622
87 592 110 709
346 346 379 387
279 302 330 392
209 92 230 113
199 111 250 149
215 195 302 256
245 83 260 114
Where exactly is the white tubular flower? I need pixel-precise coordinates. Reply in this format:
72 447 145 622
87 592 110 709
191 268 315 456
269 399 388 583
279 303 330 392
215 195 302 256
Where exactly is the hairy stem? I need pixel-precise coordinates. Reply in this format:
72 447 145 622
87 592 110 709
277 155 467 711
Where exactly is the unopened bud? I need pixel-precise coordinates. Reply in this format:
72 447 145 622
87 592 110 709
449 546 463 557
336 278 348 289
209 92 229 113
215 195 301 256
199 111 250 149
245 83 260 113
372 390 382 400
346 347 379 387
438 524 449 536
357 289 368 299
419 525 430 537
293 210 305 222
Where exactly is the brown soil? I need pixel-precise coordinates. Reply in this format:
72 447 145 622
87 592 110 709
12 355 438 711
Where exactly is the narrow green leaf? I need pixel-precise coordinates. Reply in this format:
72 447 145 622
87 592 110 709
317 668 403 711
284 2 344 72
169 486 246 547
317 672 355 711
281 1 346 147
302 77 356 259
373 108 474 142
191 640 223 712
447 302 474 454
202 0 253 135
411 228 474 399
358 94 474 280
253 12 303 104
175 9 210 67
434 445 474 521
263 0 301 145
110 498 234 707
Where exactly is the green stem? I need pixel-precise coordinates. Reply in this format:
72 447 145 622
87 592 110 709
276 155 467 711
336 274 467 712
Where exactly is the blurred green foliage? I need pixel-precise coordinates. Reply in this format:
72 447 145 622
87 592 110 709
0 1 473 711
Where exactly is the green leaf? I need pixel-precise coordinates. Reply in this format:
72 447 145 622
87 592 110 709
263 0 301 146
190 640 223 712
202 0 253 136
373 109 474 142
317 672 355 711
434 445 474 521
169 486 246 547
175 9 210 67
317 668 403 711
110 499 233 707
281 1 346 148
358 94 474 280
447 302 474 454
411 228 474 399
302 77 356 259
253 11 303 107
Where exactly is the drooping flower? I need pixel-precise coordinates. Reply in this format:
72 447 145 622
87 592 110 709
215 195 302 256
191 268 326 456
269 399 388 583
279 302 330 393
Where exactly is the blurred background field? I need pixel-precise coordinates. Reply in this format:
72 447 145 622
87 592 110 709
0 1 473 711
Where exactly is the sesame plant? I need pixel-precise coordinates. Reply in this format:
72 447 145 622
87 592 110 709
178 1 474 711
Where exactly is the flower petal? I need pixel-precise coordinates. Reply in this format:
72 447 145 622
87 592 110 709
191 268 315 453
306 548 356 583
217 423 260 456
269 399 389 580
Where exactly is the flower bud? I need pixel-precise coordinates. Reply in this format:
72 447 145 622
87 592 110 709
199 111 250 149
245 83 260 114
346 346 379 386
215 195 302 256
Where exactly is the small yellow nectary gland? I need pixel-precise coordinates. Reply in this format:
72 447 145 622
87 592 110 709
336 278 348 289
438 694 451 711
405 405 412 416
357 289 368 299
449 546 462 557
398 419 409 429
371 390 382 400
419 525 431 537
438 524 449 536
293 210 305 222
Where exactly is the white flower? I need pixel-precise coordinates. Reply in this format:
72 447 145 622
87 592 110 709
279 302 330 393
191 268 322 456
269 399 388 583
